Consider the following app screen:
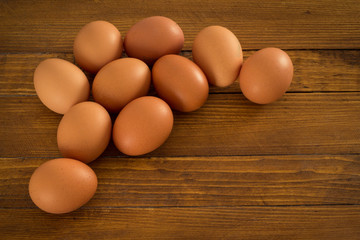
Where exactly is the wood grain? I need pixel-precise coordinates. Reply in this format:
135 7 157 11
1 0 360 239
1 206 359 240
1 155 359 208
1 93 359 158
1 0 360 52
1 50 359 96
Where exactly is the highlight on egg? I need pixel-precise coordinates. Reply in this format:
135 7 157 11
112 96 174 156
152 54 209 112
124 16 184 65
74 20 123 73
92 58 151 113
57 101 112 163
29 158 98 214
239 47 293 104
33 58 90 114
192 25 243 87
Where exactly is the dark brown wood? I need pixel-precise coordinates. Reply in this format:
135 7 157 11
1 155 359 208
1 206 359 240
0 53 74 96
1 50 359 96
1 0 360 239
1 93 359 158
1 0 360 52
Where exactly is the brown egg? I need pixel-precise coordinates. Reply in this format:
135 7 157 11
92 58 151 113
152 54 209 112
29 158 97 214
74 20 123 73
57 101 112 163
124 16 184 65
33 58 90 114
239 48 293 104
113 96 173 156
192 26 243 87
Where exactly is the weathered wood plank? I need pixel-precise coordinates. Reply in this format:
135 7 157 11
0 93 359 158
0 53 74 96
1 155 359 208
0 50 359 96
1 206 359 239
1 0 360 52
1 1 359 239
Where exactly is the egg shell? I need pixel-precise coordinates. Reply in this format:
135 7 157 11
57 101 112 163
33 58 90 114
192 25 243 87
113 96 173 156
74 20 123 73
124 16 184 65
152 54 209 112
239 47 293 104
92 58 151 113
29 158 97 214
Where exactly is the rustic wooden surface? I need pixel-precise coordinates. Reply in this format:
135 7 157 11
0 0 359 239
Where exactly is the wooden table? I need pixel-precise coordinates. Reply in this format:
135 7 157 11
1 0 359 239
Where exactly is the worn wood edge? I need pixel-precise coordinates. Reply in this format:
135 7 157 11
1 50 359 96
1 93 359 158
0 206 359 240
1 155 359 208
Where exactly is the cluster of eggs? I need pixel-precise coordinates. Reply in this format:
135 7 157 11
29 16 293 214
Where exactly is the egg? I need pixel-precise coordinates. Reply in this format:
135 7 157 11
92 58 151 113
113 96 173 156
192 26 243 87
239 48 293 104
124 16 184 65
152 54 209 112
29 158 97 214
33 58 90 114
74 20 123 73
57 101 112 163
